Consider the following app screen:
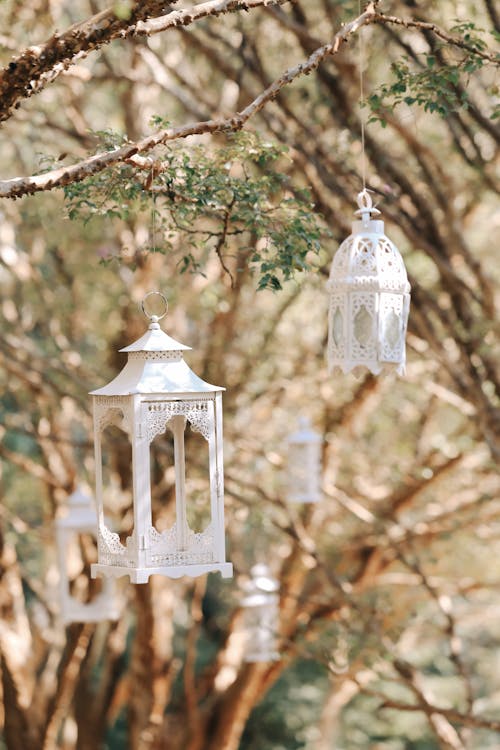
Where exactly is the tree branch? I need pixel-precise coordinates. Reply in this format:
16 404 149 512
0 0 172 124
0 6 374 200
0 0 292 124
373 13 500 65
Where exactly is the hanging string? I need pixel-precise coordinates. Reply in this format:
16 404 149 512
358 0 367 191
151 160 157 252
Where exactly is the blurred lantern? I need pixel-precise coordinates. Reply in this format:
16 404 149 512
56 488 120 624
90 292 232 584
241 564 280 663
327 190 411 376
286 417 322 504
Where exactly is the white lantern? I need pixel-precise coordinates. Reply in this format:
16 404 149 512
327 190 411 376
242 564 279 663
55 488 120 624
286 417 322 504
90 293 232 583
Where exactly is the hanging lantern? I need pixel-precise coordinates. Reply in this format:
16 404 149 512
327 190 411 376
90 292 232 584
55 488 120 624
241 564 280 663
286 417 322 504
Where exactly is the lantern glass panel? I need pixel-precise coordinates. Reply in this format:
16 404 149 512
150 421 211 535
100 424 132 495
332 308 343 348
384 310 401 350
286 419 322 504
353 305 373 346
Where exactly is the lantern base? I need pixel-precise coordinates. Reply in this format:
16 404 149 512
61 601 121 625
287 495 321 504
328 360 406 378
91 561 233 583
245 652 280 663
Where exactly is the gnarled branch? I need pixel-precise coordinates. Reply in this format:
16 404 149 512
0 6 375 200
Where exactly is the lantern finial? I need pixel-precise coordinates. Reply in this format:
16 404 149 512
354 189 381 224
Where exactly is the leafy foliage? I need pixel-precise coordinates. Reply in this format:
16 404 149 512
368 22 498 123
63 131 329 291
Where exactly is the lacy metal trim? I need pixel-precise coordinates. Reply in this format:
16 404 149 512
94 397 132 435
146 400 213 443
128 351 183 362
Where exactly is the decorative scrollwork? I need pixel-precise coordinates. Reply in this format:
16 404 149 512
94 397 132 435
148 522 214 566
145 400 213 443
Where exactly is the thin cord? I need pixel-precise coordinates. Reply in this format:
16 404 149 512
358 0 367 191
151 161 157 251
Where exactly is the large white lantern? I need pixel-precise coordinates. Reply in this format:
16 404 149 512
241 564 280 663
327 190 411 376
286 417 322 504
90 293 232 583
55 488 120 624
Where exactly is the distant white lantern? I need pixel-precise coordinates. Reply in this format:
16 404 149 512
327 190 411 376
286 417 322 504
55 488 120 624
242 564 280 663
90 292 232 584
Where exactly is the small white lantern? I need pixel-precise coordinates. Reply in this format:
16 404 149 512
242 564 280 663
90 293 232 583
55 488 120 624
286 417 322 504
327 190 411 376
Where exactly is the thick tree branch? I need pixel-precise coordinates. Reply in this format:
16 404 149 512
135 0 293 36
0 6 374 200
0 0 291 124
0 0 173 124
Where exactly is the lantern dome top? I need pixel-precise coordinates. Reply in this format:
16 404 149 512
90 310 224 397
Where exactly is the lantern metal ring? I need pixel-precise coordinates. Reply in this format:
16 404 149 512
141 291 168 321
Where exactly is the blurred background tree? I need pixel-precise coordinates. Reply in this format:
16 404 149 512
0 1 499 749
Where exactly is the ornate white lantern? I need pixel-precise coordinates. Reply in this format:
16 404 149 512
327 190 411 376
242 564 279 663
286 417 322 504
90 293 232 583
55 488 120 624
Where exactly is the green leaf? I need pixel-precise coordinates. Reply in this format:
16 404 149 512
113 0 133 20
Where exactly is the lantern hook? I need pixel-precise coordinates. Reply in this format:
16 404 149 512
141 291 168 324
354 189 381 223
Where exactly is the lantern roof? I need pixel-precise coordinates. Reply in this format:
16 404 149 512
241 564 279 606
287 416 322 445
56 487 97 529
90 314 224 397
328 190 410 295
119 319 191 353
250 563 279 592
